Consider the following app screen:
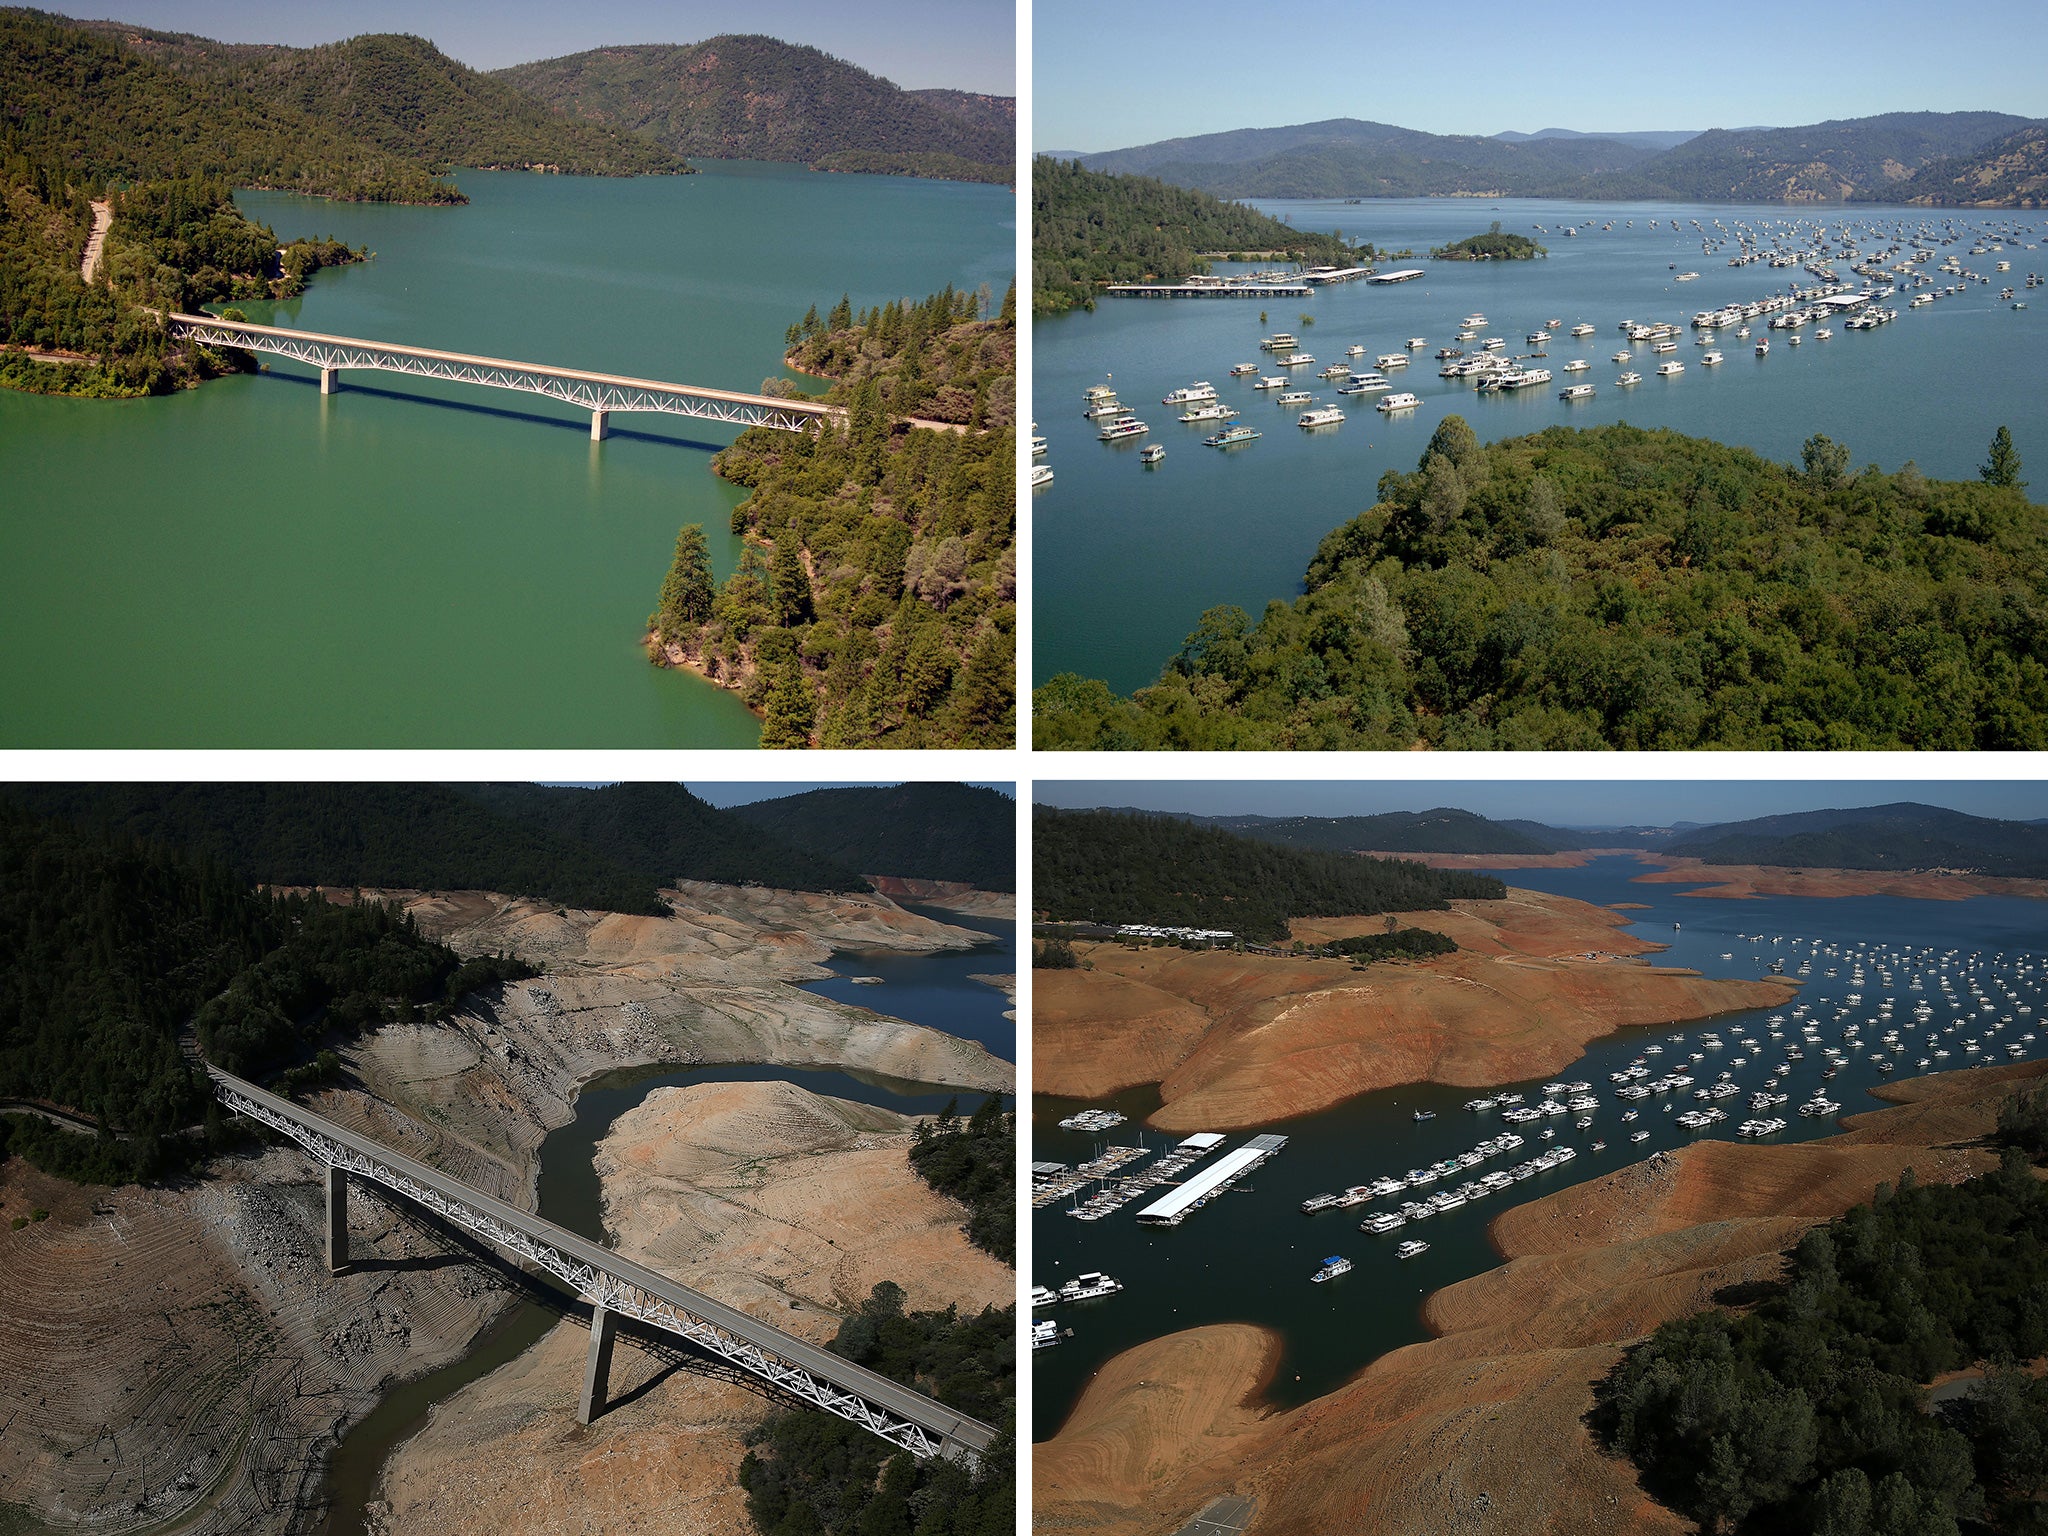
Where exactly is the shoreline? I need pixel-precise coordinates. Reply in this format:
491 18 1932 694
1363 847 2048 902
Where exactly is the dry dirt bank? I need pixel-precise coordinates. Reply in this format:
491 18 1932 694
0 883 1008 1535
371 1079 1010 1536
1354 850 2048 903
1035 1059 2047 1536
1034 888 1795 1131
864 877 1015 919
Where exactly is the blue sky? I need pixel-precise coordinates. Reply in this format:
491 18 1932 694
1031 783 2048 828
1035 0 2048 153
52 0 1014 89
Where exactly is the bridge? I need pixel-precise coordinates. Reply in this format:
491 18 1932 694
209 1068 994 1463
165 313 844 440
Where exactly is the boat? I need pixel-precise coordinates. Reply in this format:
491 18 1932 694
1298 404 1345 428
1031 1285 1058 1308
1162 383 1218 405
1337 375 1391 394
1311 1255 1353 1284
1277 390 1313 405
1254 376 1286 390
1204 421 1262 447
1377 392 1422 411
1139 444 1166 465
1082 384 1118 405
1571 323 1597 336
1178 402 1231 422
1701 350 1724 366
1059 1272 1124 1302
1631 1130 1650 1142
1032 1320 1060 1350
1097 415 1149 441
1396 1240 1430 1259
1259 333 1298 350
1362 1211 1406 1233
1413 1109 1436 1121
1030 433 1047 456
1376 352 1410 370
1030 464 1053 487
1275 352 1316 367
1563 358 1591 372
1612 350 1633 363
1084 399 1124 418
1755 337 1770 354
1407 337 1426 348
1527 331 1551 343
1229 362 1260 376
1559 384 1596 401
1657 360 1685 376
1346 344 1367 356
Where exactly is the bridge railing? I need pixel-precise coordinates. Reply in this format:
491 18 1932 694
165 313 844 436
210 1068 994 1462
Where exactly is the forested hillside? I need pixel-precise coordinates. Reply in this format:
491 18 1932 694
647 288 1015 749
1200 808 1557 856
68 22 688 178
1594 1148 2048 1534
1034 418 2048 751
495 36 1011 182
1897 121 2048 207
1034 157 1359 315
1033 808 1505 940
1 783 874 913
1664 803 2048 877
0 804 530 1183
730 784 1016 890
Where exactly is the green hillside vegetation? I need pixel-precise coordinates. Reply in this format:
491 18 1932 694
1593 1143 2048 1535
811 149 1009 185
1034 807 1505 941
729 784 1016 890
69 22 688 178
494 36 1009 182
0 804 530 1185
1034 418 2048 751
739 1282 1012 1536
909 1096 1013 1263
647 288 1015 749
2 783 873 915
783 286 1016 429
1034 157 1361 316
1203 808 1557 856
453 782 870 893
1432 224 1546 260
1663 803 2048 878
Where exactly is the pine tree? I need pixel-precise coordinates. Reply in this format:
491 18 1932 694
1981 425 2025 489
769 536 812 627
827 292 853 332
649 523 715 645
758 660 814 749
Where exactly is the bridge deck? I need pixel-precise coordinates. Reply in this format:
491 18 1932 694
165 313 844 433
210 1068 994 1457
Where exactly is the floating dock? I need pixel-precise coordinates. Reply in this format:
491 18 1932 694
1105 282 1312 299
1134 1133 1288 1225
1302 267 1377 285
1366 268 1427 284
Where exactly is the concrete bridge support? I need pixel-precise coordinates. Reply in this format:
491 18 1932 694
579 1303 620 1425
319 366 338 394
326 1165 349 1272
589 407 609 442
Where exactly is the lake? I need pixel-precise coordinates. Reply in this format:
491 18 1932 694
0 163 1014 746
1030 856 2048 1440
1033 198 2048 693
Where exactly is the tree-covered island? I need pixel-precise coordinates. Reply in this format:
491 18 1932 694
1430 221 1547 260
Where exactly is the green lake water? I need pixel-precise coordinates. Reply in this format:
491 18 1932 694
0 163 1013 746
1034 198 2048 692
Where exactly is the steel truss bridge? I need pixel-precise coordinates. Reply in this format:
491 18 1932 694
210 1068 993 1463
165 313 844 439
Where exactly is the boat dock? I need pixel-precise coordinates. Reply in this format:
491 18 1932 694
1033 1142 1153 1207
1366 267 1427 284
1302 267 1377 285
1134 1133 1288 1226
1105 282 1312 299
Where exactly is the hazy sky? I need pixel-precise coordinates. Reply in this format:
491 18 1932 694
54 0 1015 89
1031 782 2048 828
1035 0 2048 152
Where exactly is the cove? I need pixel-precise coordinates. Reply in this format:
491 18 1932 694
0 163 1014 746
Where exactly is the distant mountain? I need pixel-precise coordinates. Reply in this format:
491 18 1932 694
494 36 1012 183
1894 121 2048 206
1495 127 1703 153
1034 807 1506 941
1664 803 2048 878
59 16 685 179
729 784 1014 892
1082 110 2041 204
1083 118 1659 199
2 783 873 917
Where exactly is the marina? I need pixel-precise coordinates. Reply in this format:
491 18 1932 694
1033 856 2048 1441
1036 196 2048 695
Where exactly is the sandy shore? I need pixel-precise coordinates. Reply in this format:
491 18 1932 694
372 1079 1009 1535
865 876 1016 920
1356 849 2048 903
1034 887 1796 1130
1035 1058 2046 1536
0 882 1008 1536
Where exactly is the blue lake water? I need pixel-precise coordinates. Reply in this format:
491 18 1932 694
804 902 1017 1063
1030 855 2048 1439
1033 198 2048 692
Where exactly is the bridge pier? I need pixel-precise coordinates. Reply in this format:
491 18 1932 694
579 1303 620 1425
589 407 609 442
326 1165 349 1272
319 366 338 395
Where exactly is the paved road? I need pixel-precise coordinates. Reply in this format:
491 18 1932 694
1174 1495 1257 1536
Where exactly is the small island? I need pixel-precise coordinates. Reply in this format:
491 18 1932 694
1430 221 1547 261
